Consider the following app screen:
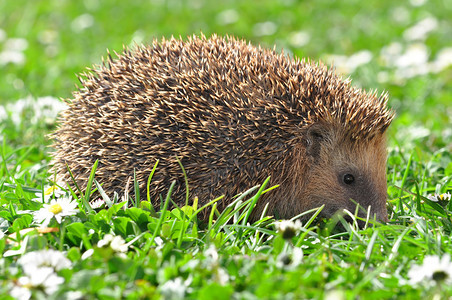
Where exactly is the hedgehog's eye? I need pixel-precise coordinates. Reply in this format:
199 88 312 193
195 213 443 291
309 129 323 141
343 174 355 185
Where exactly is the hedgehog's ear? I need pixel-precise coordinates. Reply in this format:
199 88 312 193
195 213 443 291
306 124 326 159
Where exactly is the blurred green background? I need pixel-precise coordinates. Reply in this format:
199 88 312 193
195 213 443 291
1 0 451 152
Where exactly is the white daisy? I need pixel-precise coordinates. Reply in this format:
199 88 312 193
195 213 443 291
159 277 188 300
11 249 71 298
32 96 68 124
33 196 79 227
9 285 31 300
204 245 219 263
408 254 452 286
18 249 72 274
215 268 230 286
11 267 64 298
65 291 84 300
427 192 451 206
276 247 304 270
97 234 114 248
202 245 229 285
110 235 128 253
275 219 302 239
89 198 105 209
98 234 128 253
154 236 164 251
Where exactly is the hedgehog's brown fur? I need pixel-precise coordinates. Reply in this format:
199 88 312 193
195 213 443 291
52 34 394 222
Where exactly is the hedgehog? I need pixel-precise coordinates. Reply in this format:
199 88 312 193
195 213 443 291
51 34 394 223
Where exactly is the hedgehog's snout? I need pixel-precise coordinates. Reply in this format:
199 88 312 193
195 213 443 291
349 198 389 223
344 177 389 224
341 184 389 224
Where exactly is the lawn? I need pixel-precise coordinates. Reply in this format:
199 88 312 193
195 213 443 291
1 0 451 299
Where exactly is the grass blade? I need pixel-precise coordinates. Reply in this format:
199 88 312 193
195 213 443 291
146 180 176 252
82 160 98 213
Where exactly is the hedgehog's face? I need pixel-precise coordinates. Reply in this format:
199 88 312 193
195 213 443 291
302 123 389 224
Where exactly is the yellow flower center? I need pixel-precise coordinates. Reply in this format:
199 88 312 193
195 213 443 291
44 186 57 196
48 204 63 214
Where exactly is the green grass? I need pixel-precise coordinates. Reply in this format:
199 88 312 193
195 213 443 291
1 0 451 299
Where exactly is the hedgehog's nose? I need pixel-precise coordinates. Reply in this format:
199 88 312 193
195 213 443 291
377 211 389 223
375 195 390 223
366 202 389 223
377 209 389 223
356 202 388 224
